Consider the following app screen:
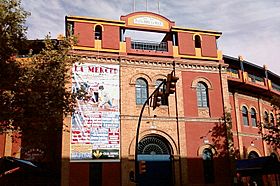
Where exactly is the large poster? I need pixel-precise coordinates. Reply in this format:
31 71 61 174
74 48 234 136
70 62 120 161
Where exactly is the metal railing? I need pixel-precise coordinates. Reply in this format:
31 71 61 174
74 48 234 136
227 68 239 78
131 40 167 52
272 82 280 92
248 73 264 85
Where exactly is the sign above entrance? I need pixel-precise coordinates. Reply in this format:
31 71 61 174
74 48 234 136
133 16 163 27
121 11 175 31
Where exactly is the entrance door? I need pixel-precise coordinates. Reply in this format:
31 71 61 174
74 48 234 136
137 136 173 186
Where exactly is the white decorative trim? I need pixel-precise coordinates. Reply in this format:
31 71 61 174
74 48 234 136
93 24 104 31
191 77 213 89
129 73 152 85
246 146 262 158
192 33 203 41
240 104 249 111
197 144 216 156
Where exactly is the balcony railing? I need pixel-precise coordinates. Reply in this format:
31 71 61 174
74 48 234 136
248 73 264 85
131 40 167 52
227 68 239 79
272 82 280 92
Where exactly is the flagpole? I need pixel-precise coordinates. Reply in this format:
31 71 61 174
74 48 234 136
158 0 160 14
133 0 135 12
146 0 148 11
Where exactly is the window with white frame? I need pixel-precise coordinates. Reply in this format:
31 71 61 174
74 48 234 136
242 106 249 126
251 108 257 127
136 78 148 105
196 82 209 108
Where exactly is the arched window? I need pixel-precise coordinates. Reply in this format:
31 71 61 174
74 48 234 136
264 111 269 124
202 148 214 183
138 135 171 155
251 108 257 127
197 82 208 108
270 113 274 125
136 78 148 105
94 25 102 40
248 151 259 159
242 106 249 126
195 35 201 48
155 79 168 105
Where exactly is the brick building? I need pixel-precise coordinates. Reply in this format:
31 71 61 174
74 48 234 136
1 11 280 186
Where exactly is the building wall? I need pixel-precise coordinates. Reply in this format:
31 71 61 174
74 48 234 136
229 92 279 159
178 32 195 56
201 35 218 58
182 69 224 118
181 63 232 185
1 11 280 186
119 57 186 186
0 133 6 157
74 22 95 48
102 25 120 50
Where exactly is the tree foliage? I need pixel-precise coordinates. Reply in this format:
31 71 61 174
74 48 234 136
0 1 81 182
13 37 79 142
0 0 29 132
211 111 239 158
0 0 80 144
259 96 280 149
0 0 29 62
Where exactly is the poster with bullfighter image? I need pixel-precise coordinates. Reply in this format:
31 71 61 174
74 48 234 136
70 62 120 161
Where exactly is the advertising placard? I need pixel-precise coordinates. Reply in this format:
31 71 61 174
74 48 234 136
71 62 120 161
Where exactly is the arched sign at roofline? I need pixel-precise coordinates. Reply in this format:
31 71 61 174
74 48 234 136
120 11 175 32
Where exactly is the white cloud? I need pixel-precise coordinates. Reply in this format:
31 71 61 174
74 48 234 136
21 0 280 75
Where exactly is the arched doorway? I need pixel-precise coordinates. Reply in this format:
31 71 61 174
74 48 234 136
248 151 259 159
137 135 173 186
248 151 262 185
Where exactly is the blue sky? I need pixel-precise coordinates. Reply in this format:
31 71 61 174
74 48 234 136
22 0 280 75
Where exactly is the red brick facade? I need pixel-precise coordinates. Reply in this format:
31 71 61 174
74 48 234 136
1 11 279 186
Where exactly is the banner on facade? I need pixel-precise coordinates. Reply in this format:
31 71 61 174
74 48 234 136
70 62 120 161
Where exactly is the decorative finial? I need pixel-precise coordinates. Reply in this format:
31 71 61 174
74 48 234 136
238 55 244 61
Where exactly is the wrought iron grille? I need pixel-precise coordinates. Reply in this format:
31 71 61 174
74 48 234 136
131 40 167 52
138 136 170 155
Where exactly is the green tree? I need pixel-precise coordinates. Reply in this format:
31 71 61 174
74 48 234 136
11 38 80 182
0 1 80 183
0 0 29 62
259 96 280 149
0 0 29 132
0 0 79 137
13 37 79 143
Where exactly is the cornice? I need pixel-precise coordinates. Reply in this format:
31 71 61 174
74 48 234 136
232 131 261 138
120 115 223 123
70 50 227 73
